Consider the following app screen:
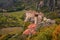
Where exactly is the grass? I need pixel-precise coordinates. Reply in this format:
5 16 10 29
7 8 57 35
7 11 25 17
0 10 25 40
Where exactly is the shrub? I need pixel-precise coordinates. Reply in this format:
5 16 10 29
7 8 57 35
55 18 60 25
44 12 58 19
30 25 57 40
0 11 26 28
52 25 60 40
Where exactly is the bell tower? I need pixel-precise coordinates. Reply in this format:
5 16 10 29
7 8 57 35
34 14 38 24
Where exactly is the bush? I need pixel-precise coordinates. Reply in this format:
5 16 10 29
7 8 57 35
44 12 58 19
30 25 57 40
0 11 31 29
0 11 25 28
55 18 60 24
0 15 7 28
52 25 60 40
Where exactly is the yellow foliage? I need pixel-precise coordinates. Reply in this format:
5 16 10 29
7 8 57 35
52 25 60 40
0 34 7 40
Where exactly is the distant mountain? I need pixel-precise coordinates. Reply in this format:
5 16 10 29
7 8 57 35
0 0 60 12
0 0 25 12
0 0 15 9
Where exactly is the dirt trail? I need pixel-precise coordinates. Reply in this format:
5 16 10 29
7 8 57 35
0 27 23 34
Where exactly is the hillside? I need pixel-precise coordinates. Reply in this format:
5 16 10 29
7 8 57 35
0 10 60 40
0 24 60 40
0 0 60 40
